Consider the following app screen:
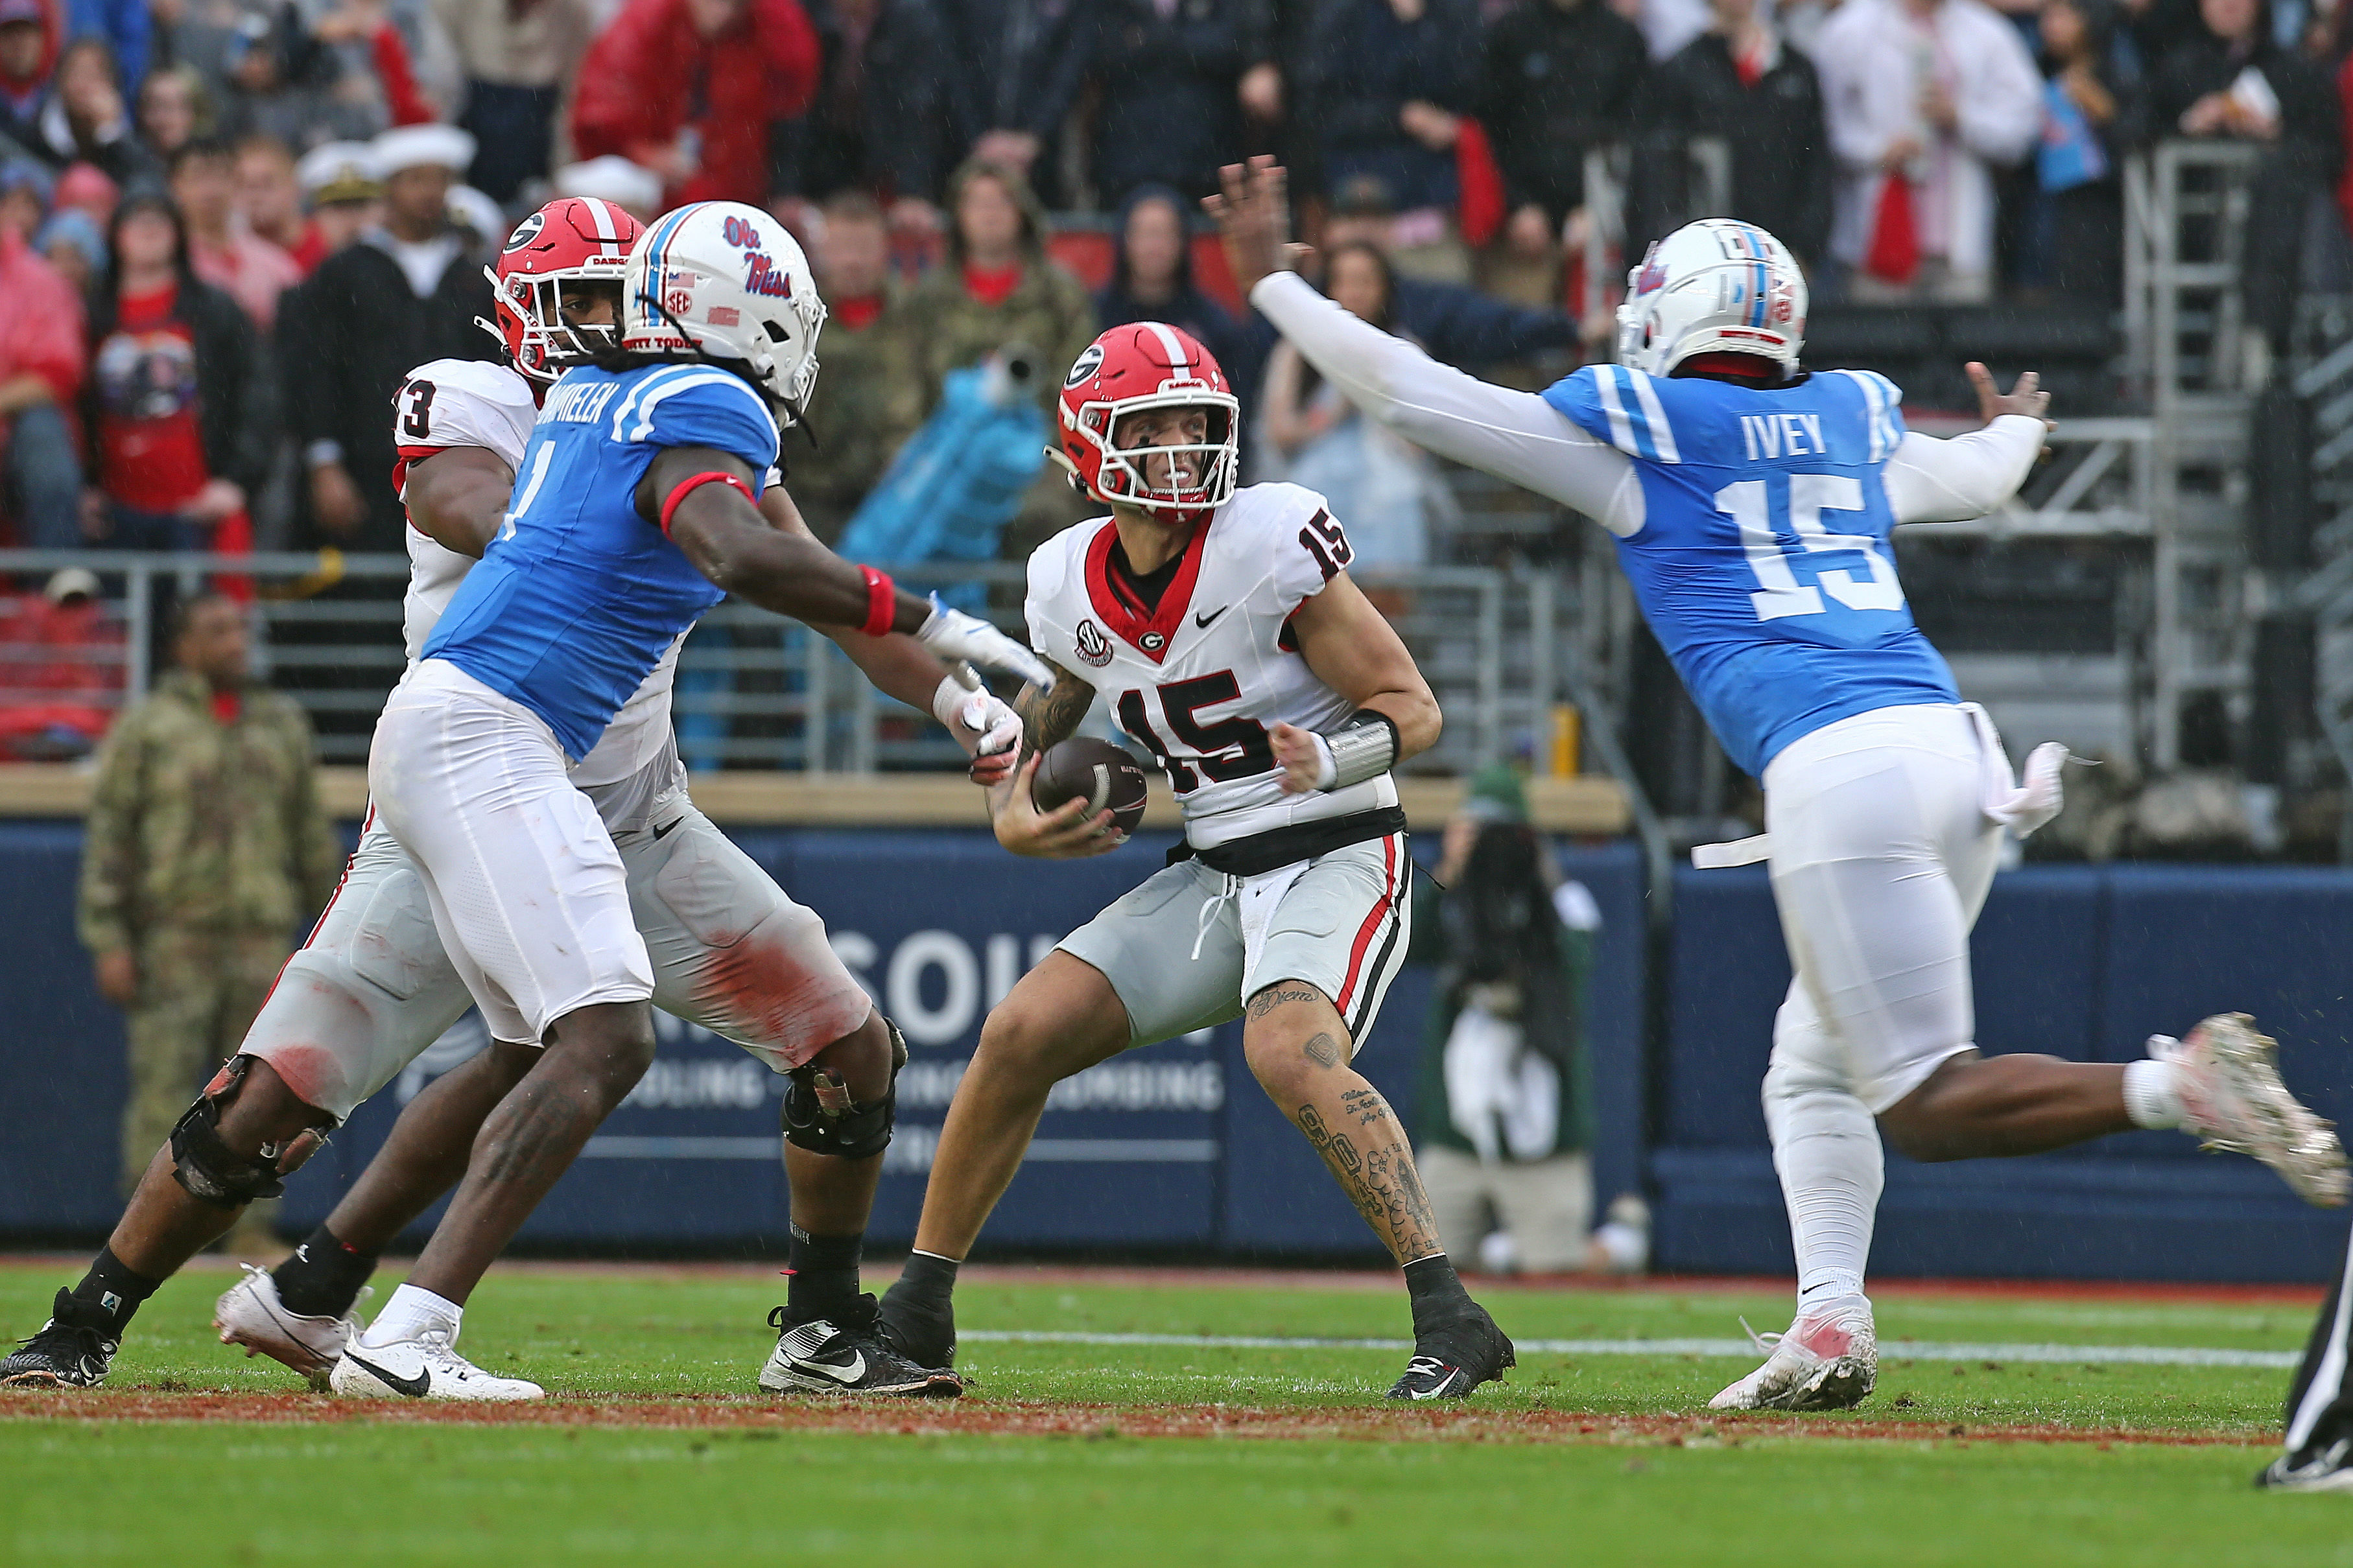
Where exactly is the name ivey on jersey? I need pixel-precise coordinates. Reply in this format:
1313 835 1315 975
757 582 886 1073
388 357 689 800
1026 482 1392 850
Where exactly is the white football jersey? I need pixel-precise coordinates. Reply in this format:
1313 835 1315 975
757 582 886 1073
389 357 677 789
1026 482 1399 850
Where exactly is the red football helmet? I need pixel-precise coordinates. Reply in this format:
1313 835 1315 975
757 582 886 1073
1054 322 1240 526
479 196 643 383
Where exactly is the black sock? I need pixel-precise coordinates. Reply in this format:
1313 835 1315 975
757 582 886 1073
273 1224 379 1319
892 1249 960 1308
65 1247 161 1337
1402 1254 1476 1337
785 1226 864 1322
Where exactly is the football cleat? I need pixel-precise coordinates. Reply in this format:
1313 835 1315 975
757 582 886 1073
215 1265 368 1388
876 1273 957 1370
0 1290 117 1389
761 1302 962 1398
1385 1304 1515 1400
329 1327 544 1401
2155 1014 2350 1208
1709 1295 1876 1412
2257 1438 2353 1492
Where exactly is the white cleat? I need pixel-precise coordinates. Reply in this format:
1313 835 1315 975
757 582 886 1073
2154 1014 2350 1208
1708 1296 1877 1412
329 1326 544 1402
214 1265 367 1389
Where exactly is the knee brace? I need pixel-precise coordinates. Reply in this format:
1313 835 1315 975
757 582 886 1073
167 1055 325 1209
781 1018 905 1161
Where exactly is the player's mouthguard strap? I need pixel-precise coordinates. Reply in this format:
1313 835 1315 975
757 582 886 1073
858 566 897 637
659 470 759 537
1313 709 1400 791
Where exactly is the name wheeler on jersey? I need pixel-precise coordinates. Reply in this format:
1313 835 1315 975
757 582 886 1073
1544 363 1957 776
421 361 780 761
1026 482 1394 850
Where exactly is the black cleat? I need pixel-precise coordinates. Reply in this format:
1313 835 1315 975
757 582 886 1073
876 1273 958 1370
2257 1438 2353 1492
1386 1304 1515 1401
0 1291 119 1389
759 1298 962 1398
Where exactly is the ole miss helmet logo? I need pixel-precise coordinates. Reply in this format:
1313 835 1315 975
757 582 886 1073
1074 619 1112 668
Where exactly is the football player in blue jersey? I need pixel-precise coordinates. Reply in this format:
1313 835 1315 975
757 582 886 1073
326 201 1057 1401
1212 158 2347 1412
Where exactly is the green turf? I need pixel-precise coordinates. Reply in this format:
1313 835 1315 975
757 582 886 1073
1 1259 2340 1567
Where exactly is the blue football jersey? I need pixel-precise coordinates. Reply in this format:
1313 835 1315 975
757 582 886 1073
421 362 780 759
1543 364 1958 776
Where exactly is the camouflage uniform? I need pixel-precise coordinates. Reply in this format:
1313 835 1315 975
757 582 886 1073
791 286 922 546
893 159 1102 565
78 670 344 1193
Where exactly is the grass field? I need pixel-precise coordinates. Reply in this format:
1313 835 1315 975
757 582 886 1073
3 1256 2347 1567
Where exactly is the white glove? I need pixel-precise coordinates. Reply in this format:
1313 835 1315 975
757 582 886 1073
932 672 1021 760
916 595 1057 691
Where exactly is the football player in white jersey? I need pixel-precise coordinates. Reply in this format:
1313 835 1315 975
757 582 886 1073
0 198 1017 1398
1207 158 2347 1414
875 322 1516 1401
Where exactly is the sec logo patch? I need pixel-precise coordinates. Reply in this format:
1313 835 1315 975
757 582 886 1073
1075 619 1113 667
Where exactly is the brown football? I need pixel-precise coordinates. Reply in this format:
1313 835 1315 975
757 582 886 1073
1032 737 1149 836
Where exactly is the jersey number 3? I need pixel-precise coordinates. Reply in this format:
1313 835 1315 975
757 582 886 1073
400 379 436 440
1717 473 1904 621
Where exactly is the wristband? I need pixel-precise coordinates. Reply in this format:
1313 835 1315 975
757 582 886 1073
859 566 898 637
659 470 758 537
1319 709 1400 791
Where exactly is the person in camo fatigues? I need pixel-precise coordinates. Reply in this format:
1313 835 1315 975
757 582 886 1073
78 592 342 1198
794 191 921 544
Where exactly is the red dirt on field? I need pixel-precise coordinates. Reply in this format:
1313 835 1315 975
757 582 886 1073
0 1388 2271 1448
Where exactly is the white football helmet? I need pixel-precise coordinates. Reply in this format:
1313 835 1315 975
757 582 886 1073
622 200 827 421
1615 218 1806 379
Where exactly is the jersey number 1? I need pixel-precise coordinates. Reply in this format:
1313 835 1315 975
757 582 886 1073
1717 474 1904 622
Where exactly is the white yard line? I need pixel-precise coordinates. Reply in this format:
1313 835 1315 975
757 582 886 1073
958 1329 2298 1369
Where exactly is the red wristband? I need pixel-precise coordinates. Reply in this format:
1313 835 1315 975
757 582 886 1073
658 470 759 537
859 565 898 637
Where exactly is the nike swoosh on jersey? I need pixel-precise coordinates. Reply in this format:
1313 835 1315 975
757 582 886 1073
1194 606 1227 629
343 1350 429 1398
651 817 685 841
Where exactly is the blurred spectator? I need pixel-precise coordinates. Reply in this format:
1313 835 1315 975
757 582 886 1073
1312 194 1579 369
134 61 204 159
1652 0 1833 270
34 198 97 288
281 122 492 552
784 0 886 200
0 567 123 760
1094 184 1252 423
51 156 112 217
213 6 366 151
78 591 340 1211
67 0 147 93
289 137 378 270
1259 240 1448 568
1408 766 1645 1277
868 0 1082 206
170 137 299 329
1299 0 1481 279
1477 0 1649 252
437 0 590 203
551 153 662 221
2155 0 2339 355
0 158 86 548
232 131 302 259
1037 0 1270 206
444 181 501 244
34 37 155 182
1635 0 1710 58
2035 0 2143 305
571 0 821 209
0 0 60 161
792 189 914 543
894 156 1095 555
80 189 272 554
1816 0 2042 303
304 0 447 132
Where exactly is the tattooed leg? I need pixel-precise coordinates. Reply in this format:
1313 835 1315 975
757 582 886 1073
1241 980 1443 1263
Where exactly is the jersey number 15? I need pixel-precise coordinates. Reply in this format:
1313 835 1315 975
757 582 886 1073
1717 473 1904 622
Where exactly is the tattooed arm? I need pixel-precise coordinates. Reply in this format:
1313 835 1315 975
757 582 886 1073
986 659 1124 860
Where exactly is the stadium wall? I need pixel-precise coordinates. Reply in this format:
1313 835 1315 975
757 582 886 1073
1 821 2346 1281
